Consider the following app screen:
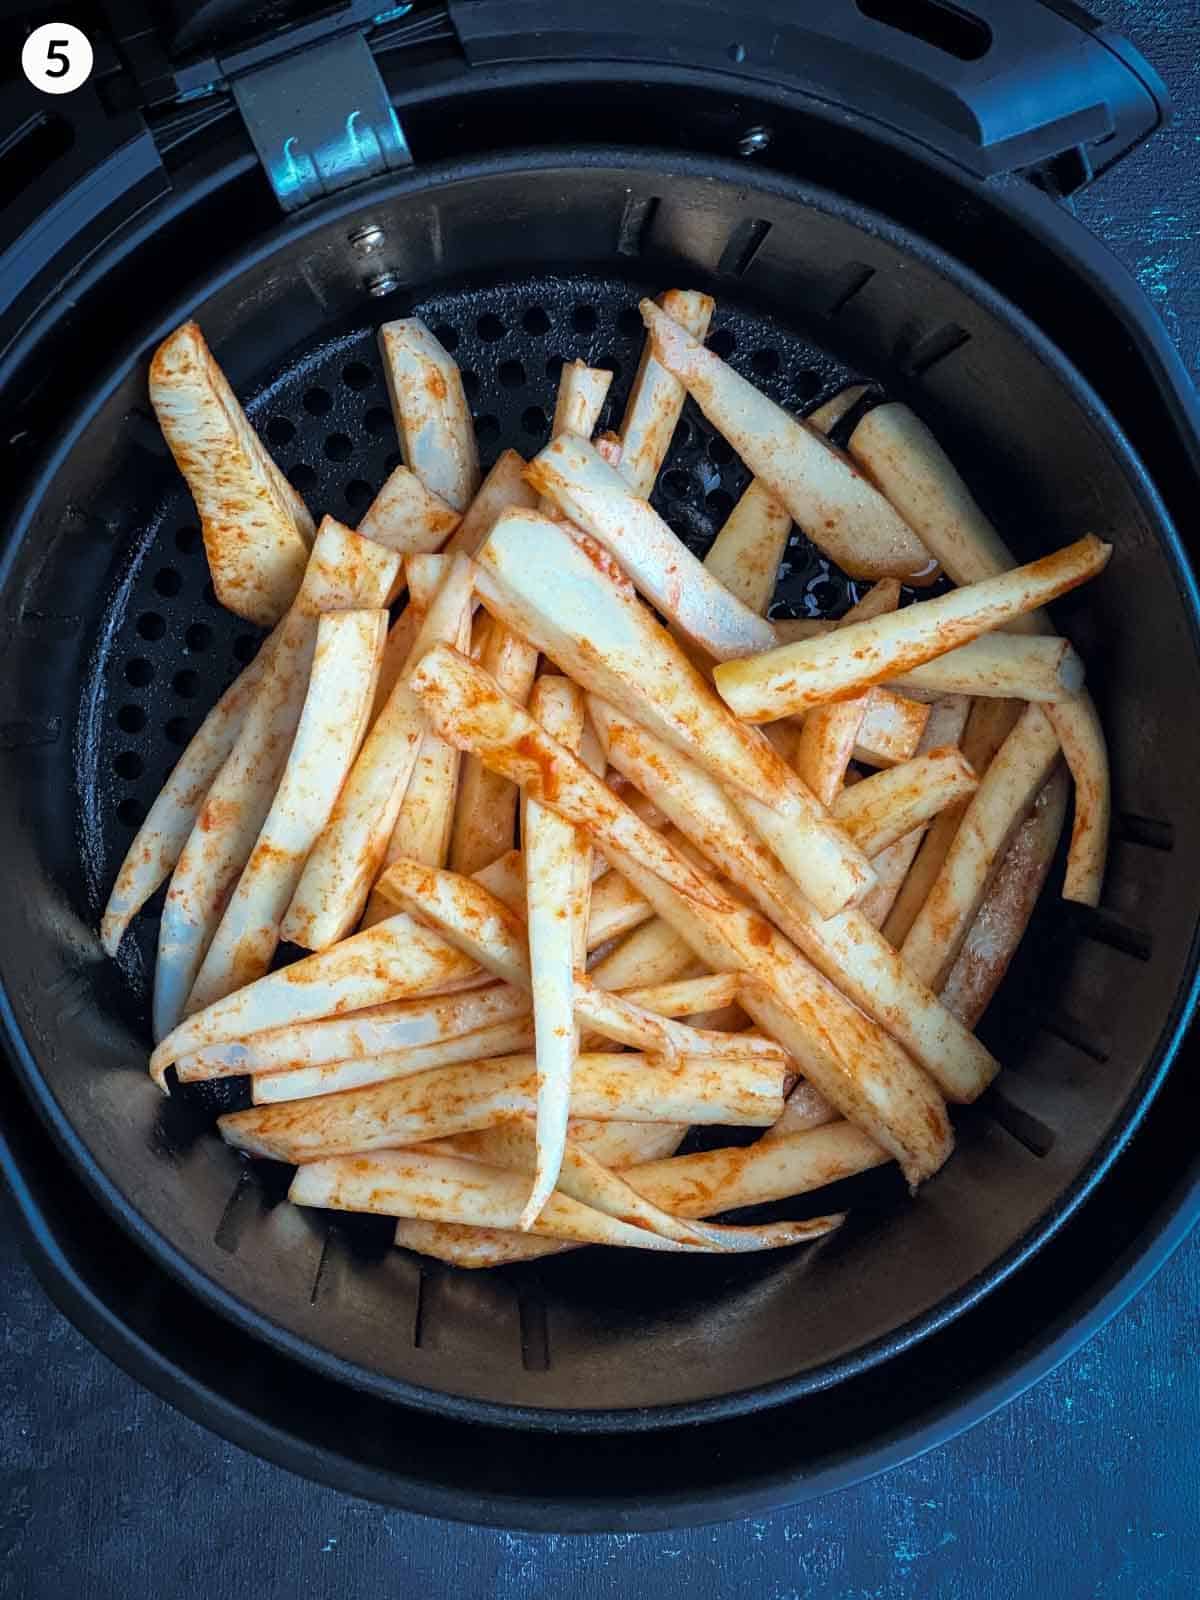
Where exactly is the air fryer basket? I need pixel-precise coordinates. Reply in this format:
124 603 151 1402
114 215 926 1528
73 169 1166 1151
2 152 1197 1427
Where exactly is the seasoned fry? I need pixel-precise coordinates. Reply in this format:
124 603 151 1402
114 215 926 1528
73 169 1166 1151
441 449 538 557
152 521 401 1040
761 1081 839 1142
619 972 740 1018
220 1052 786 1162
518 677 590 1226
383 727 461 868
150 911 478 1083
282 556 474 949
173 983 531 1082
805 384 871 435
848 402 1109 904
527 435 777 660
408 644 727 911
590 697 996 1102
901 703 1061 989
101 624 281 955
378 859 530 988
378 318 480 511
585 867 658 947
356 465 461 564
940 764 1070 1027
888 633 1085 702
618 288 714 498
475 513 875 916
186 609 386 1009
640 299 935 583
883 698 1022 946
831 747 978 857
546 360 612 453
703 480 793 615
588 918 701 990
450 612 539 875
149 322 313 625
574 977 789 1064
714 535 1111 720
852 687 930 768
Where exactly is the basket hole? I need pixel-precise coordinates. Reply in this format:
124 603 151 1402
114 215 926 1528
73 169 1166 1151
302 386 333 416
498 360 526 389
522 307 550 336
341 360 373 391
856 0 992 62
617 305 643 337
174 525 201 555
344 479 374 513
521 406 549 441
116 704 145 734
124 658 154 687
673 421 692 449
475 415 501 443
791 370 824 404
707 435 736 466
287 463 316 492
708 328 736 359
116 798 142 828
706 488 734 519
164 717 191 747
172 669 199 699
596 354 622 380
185 623 212 653
324 433 353 462
751 348 780 378
808 577 840 612
545 355 565 382
364 406 392 437
233 634 260 664
431 324 458 354
265 417 295 446
572 305 597 335
136 612 165 641
113 750 143 780
460 370 481 402
203 582 220 609
383 449 403 473
660 468 691 501
154 567 182 598
476 314 505 343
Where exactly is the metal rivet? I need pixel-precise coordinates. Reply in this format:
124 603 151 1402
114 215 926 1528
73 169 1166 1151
349 223 386 255
365 270 401 298
738 125 772 156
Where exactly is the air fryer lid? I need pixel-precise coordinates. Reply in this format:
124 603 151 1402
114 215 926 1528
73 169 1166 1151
0 3 1196 1433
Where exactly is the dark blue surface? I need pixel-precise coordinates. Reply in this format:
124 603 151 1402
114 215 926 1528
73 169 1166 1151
3 1 1199 1592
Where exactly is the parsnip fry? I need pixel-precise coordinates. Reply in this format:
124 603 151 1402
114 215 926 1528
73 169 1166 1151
640 299 935 583
356 465 461 558
282 556 474 948
475 513 874 916
794 698 869 807
150 912 477 1082
384 727 461 868
831 747 978 858
149 322 313 625
902 703 1061 989
408 644 727 911
761 1081 839 1142
371 596 428 722
173 983 530 1082
101 625 281 955
221 1051 785 1162
575 979 786 1063
618 288 714 497
848 402 1109 904
528 434 776 661
252 1016 537 1103
542 361 612 507
715 535 1111 721
852 688 930 768
442 1120 688 1171
378 318 480 511
619 973 740 1018
394 1219 573 1268
940 764 1070 1027
187 609 386 1009
805 384 870 435
888 633 1084 702
377 859 530 988
588 918 701 990
586 868 658 948
450 613 539 875
590 698 995 1102
442 449 538 557
702 480 792 616
152 521 401 1040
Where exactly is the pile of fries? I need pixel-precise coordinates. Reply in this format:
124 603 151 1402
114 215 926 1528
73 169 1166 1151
101 287 1112 1269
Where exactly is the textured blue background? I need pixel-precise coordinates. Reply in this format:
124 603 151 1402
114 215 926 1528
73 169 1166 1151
3 2 1198 1594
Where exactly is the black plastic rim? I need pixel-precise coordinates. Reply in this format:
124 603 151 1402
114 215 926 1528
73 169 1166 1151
3 146 1200 1439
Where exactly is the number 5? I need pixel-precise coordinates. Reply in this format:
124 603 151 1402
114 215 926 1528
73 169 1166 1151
45 38 71 78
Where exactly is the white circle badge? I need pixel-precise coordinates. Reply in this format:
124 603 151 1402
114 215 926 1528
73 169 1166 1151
21 23 94 95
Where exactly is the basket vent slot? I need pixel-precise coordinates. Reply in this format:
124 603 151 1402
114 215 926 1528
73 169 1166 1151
718 218 772 279
855 0 992 61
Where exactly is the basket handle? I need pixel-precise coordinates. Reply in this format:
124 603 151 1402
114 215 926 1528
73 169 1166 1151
449 0 1169 196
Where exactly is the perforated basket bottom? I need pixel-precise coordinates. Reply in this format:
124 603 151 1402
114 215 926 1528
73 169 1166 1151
81 269 879 1027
